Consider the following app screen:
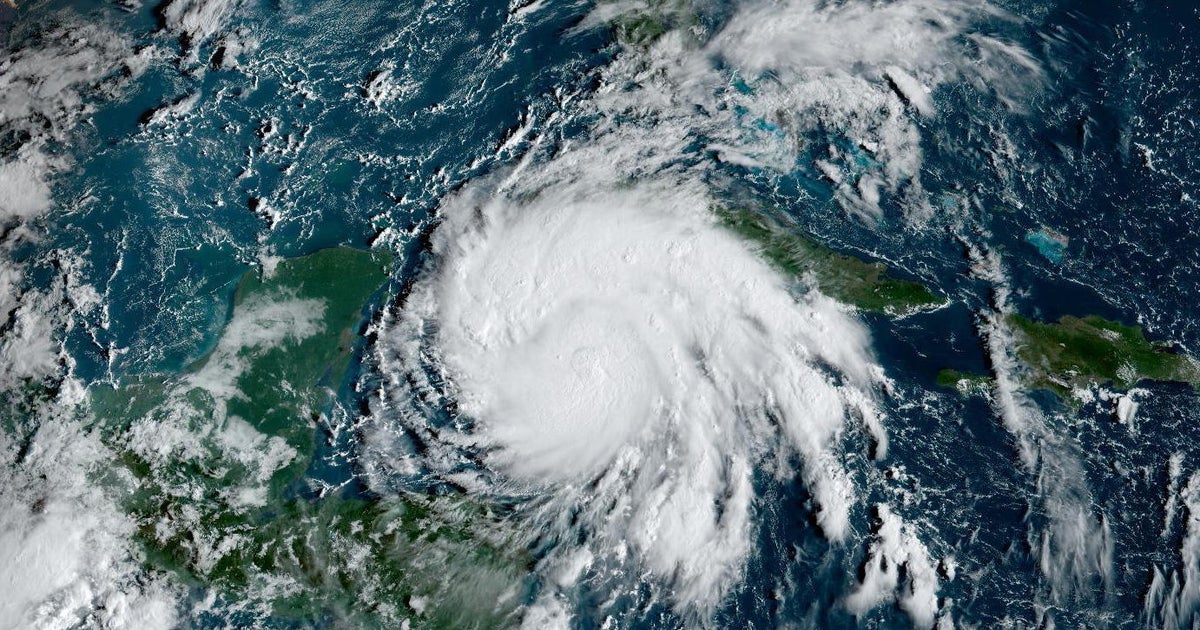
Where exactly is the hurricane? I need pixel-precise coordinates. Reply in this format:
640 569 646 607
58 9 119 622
373 166 884 615
362 0 1028 620
4 0 1200 627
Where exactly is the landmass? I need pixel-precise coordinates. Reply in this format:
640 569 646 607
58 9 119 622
935 369 992 395
1007 314 1200 396
935 314 1200 400
606 0 691 47
614 13 667 46
88 247 528 627
717 207 943 315
719 206 1198 400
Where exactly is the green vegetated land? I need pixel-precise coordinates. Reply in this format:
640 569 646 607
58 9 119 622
935 368 992 395
615 12 667 46
608 0 689 47
88 247 529 628
717 207 943 315
1008 314 1200 395
935 314 1200 398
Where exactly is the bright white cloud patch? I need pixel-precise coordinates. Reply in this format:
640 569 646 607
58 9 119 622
0 153 55 222
845 503 941 627
965 241 1114 609
383 174 883 613
364 0 1046 619
159 0 243 60
0 416 179 630
578 0 1040 222
1145 470 1200 627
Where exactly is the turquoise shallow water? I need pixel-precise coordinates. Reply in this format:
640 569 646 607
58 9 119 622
1025 229 1068 263
4 0 1200 627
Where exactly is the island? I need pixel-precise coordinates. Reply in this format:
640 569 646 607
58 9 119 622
1008 314 1200 396
718 207 943 316
935 368 993 395
936 314 1200 399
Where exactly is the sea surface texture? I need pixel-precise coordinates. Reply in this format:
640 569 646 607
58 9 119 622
1 0 1199 628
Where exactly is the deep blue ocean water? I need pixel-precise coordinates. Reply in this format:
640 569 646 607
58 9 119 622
5 0 1200 627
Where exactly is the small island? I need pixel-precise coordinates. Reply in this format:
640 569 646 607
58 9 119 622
935 369 993 394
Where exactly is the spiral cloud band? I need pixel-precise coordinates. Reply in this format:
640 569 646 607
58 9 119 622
387 175 884 610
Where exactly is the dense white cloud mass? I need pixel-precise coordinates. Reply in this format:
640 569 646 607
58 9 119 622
366 0 1047 620
378 169 885 613
0 153 54 222
712 0 977 79
0 411 180 630
160 0 241 46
